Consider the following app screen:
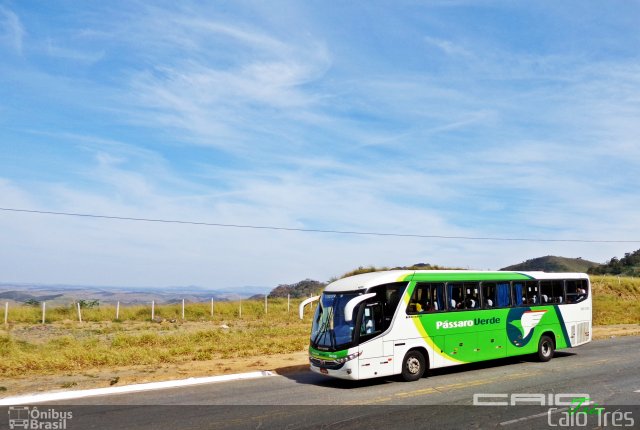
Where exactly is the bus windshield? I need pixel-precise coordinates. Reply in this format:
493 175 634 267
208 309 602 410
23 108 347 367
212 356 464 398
311 292 359 350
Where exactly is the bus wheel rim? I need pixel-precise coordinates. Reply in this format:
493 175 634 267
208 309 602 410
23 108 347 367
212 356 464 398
407 357 420 374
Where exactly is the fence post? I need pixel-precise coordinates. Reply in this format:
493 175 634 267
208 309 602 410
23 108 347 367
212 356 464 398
4 302 8 325
182 299 185 320
77 302 82 322
239 300 242 318
116 301 120 320
287 294 290 313
264 295 268 314
151 300 155 321
210 298 214 318
42 301 46 324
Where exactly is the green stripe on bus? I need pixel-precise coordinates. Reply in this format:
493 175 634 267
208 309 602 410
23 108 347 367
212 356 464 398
309 346 349 360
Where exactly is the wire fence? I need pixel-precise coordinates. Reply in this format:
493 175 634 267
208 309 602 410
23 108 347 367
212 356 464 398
1 295 317 325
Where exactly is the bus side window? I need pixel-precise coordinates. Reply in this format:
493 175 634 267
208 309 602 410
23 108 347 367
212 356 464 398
496 282 511 307
565 280 588 303
512 283 524 306
565 280 577 303
482 283 495 308
407 283 443 314
447 284 463 310
465 283 480 309
383 283 405 315
407 283 426 314
361 303 383 336
482 282 509 308
427 283 445 311
523 281 539 305
576 280 588 302
541 281 563 304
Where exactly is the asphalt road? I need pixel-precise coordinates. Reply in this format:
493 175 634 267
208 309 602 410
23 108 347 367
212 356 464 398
4 336 640 429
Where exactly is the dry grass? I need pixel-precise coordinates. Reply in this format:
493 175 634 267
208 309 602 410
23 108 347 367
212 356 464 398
0 298 313 377
0 321 310 377
591 275 640 325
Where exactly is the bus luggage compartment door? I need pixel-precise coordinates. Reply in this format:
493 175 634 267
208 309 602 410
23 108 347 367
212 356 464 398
358 339 393 379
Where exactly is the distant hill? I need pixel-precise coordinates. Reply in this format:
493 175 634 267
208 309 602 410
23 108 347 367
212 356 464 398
269 279 326 298
588 249 640 276
0 291 64 302
501 256 600 273
0 283 269 305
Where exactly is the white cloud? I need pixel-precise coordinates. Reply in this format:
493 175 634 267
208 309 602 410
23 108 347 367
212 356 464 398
119 14 332 152
0 6 25 54
44 38 105 64
424 36 471 57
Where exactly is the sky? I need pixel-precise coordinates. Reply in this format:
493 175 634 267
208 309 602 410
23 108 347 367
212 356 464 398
1 1 639 290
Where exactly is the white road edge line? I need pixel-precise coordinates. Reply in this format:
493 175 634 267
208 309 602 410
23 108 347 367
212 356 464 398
500 408 568 426
0 370 275 406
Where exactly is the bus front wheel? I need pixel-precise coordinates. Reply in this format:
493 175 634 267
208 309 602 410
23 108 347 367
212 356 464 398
401 350 426 382
537 335 555 362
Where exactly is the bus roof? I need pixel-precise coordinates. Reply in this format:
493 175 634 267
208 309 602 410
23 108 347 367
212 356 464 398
323 270 590 293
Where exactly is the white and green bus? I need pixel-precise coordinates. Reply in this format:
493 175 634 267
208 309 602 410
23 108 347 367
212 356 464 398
299 270 591 381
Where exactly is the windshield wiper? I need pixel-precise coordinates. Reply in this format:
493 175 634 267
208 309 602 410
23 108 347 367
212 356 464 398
312 306 332 347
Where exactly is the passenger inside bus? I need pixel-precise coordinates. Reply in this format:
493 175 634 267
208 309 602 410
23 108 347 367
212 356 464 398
465 288 479 309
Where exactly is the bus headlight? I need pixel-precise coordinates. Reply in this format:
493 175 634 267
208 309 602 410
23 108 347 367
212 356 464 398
336 351 362 364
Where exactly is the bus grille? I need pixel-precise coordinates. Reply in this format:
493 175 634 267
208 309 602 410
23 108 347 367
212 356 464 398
310 357 345 370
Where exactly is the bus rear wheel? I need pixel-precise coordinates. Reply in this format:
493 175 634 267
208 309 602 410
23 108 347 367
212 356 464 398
537 335 555 362
401 350 426 382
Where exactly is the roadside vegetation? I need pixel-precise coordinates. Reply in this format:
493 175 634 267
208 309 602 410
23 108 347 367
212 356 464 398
588 249 640 276
0 276 638 379
590 275 640 324
0 299 311 377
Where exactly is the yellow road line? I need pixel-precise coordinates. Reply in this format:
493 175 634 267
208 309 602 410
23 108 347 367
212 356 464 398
349 372 539 405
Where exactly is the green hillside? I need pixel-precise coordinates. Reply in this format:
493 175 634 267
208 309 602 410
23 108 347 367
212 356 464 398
269 279 326 298
501 255 600 273
588 249 640 276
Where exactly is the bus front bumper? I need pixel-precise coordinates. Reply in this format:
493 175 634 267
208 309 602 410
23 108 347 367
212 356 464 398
309 357 359 380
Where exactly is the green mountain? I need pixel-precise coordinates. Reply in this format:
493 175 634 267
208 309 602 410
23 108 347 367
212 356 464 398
501 256 600 273
588 249 640 276
269 279 326 298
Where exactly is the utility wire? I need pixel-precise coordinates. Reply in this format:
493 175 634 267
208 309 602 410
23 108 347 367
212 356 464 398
1 206 638 243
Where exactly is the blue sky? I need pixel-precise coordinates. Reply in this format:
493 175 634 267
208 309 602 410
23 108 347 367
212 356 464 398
1 1 639 289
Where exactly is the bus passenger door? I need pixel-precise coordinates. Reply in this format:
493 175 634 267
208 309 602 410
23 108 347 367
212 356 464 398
358 303 393 378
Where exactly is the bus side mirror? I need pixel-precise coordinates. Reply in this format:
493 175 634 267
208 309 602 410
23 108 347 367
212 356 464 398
344 293 376 322
299 296 320 320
